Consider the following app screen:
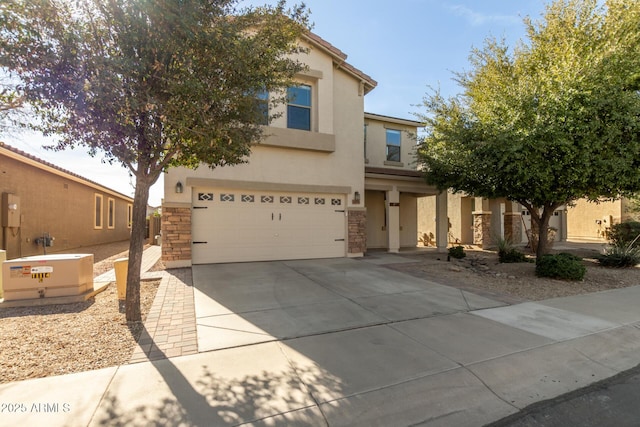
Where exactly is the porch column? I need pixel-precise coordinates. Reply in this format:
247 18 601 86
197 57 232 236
386 188 400 253
435 191 448 252
504 202 523 244
473 197 492 248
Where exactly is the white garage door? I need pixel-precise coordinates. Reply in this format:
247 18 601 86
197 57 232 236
192 188 347 264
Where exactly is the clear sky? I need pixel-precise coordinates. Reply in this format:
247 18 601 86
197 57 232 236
4 0 547 206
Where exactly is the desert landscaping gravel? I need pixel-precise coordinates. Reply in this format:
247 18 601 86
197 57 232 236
0 242 159 384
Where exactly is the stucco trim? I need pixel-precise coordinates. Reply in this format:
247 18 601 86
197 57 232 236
383 160 405 167
186 178 351 195
164 260 192 268
162 202 192 209
258 126 336 152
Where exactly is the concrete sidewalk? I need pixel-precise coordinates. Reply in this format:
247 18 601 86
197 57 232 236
1 255 640 426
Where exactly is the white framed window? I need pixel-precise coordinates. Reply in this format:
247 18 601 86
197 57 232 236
94 194 103 229
287 84 312 131
127 204 133 228
107 198 115 229
386 129 401 162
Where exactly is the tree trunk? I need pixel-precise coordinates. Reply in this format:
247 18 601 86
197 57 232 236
125 174 151 322
534 209 553 262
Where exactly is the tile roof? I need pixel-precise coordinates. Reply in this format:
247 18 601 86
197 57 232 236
304 31 377 93
0 141 134 201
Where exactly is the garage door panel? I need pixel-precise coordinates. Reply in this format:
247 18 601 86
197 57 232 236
192 188 346 264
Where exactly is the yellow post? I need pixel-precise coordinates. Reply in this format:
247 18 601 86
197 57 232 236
114 257 128 300
0 250 6 299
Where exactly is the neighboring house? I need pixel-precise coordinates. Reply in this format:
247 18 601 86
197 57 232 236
567 198 638 242
162 32 448 267
0 142 133 259
420 191 636 247
420 193 568 248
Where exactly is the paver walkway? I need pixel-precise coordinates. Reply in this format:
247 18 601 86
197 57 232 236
94 245 198 363
130 268 198 362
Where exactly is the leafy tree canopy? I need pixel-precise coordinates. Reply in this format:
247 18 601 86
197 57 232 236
417 0 640 257
0 0 309 320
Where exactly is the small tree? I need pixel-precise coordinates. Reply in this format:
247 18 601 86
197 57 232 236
1 0 309 320
417 0 640 262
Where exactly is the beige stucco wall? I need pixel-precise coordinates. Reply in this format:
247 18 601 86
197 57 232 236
365 190 387 248
399 193 418 247
364 117 418 170
164 37 365 215
567 199 623 241
418 192 474 245
0 149 133 259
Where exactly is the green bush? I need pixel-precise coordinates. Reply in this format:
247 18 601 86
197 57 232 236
499 248 528 263
535 252 586 281
597 244 640 268
448 245 466 259
606 221 640 248
495 236 528 263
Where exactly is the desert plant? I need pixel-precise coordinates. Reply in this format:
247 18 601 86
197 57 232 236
597 245 640 268
535 253 586 281
597 233 640 268
496 236 528 263
448 245 466 259
500 248 528 263
606 221 640 248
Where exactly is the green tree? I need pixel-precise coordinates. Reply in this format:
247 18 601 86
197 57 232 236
0 0 309 320
417 0 640 260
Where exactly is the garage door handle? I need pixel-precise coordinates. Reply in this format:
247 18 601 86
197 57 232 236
193 206 208 209
193 241 208 244
335 238 345 241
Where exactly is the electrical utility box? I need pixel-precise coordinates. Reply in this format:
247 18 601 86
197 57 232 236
2 193 21 228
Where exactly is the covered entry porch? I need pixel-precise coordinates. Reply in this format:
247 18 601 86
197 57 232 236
364 167 447 253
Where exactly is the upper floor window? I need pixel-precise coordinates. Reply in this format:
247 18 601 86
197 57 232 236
287 85 311 131
386 129 401 162
256 90 269 125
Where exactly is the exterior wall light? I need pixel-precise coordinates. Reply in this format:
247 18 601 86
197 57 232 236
175 181 183 194
353 191 361 204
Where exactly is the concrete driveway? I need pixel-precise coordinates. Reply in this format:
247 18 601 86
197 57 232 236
189 254 563 425
192 255 505 352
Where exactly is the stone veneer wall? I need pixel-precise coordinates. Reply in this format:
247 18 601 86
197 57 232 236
504 212 523 244
162 206 192 263
348 209 367 254
473 212 492 248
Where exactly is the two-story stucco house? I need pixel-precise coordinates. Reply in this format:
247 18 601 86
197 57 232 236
161 32 448 267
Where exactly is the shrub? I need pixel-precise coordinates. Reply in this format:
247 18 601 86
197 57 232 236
500 248 528 263
448 245 466 259
535 252 586 281
597 244 640 268
606 221 640 248
496 236 528 263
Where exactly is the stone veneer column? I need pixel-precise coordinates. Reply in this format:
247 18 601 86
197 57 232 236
504 212 523 244
473 211 492 248
162 206 192 266
348 208 367 255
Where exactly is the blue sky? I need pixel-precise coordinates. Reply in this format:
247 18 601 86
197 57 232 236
5 0 546 206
